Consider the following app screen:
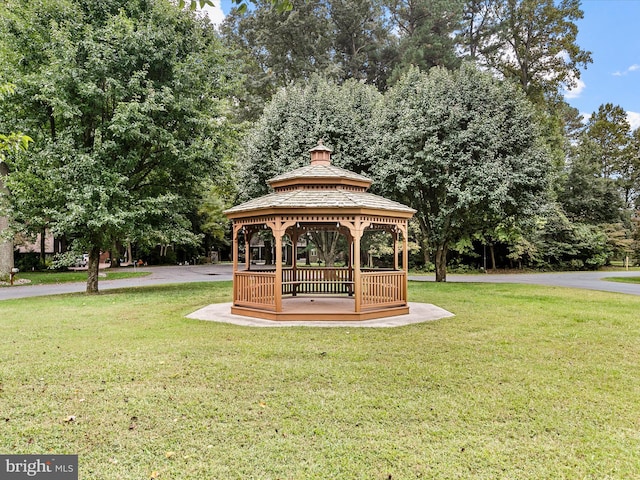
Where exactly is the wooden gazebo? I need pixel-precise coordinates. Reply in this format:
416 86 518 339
224 141 416 321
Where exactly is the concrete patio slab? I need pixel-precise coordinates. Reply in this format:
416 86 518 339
186 302 454 328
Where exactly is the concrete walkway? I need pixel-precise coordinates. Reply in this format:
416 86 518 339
187 302 454 328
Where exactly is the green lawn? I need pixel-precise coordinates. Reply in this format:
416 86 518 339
1 270 150 286
1 281 639 479
603 276 640 284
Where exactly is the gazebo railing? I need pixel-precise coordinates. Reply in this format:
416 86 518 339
361 271 406 307
234 271 276 310
234 268 406 310
282 267 353 295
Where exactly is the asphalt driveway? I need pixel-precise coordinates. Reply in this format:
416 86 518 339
1 264 639 300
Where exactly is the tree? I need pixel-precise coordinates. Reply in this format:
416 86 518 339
238 75 382 200
221 0 393 120
372 64 550 281
458 0 591 101
0 83 32 281
1 0 235 292
329 0 395 88
183 0 293 14
457 0 500 61
387 0 463 83
585 103 632 180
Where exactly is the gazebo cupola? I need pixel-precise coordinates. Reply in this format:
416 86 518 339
224 140 416 321
310 140 331 165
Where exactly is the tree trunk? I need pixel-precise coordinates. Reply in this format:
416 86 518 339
434 243 448 282
40 227 46 267
111 241 121 268
86 245 101 294
264 239 273 265
489 243 496 270
0 163 13 281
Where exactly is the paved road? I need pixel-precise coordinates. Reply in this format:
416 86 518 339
0 264 233 301
1 264 639 300
410 270 640 296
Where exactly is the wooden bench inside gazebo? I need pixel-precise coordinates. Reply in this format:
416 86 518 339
224 141 416 321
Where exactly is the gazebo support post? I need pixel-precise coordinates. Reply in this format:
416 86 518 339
232 223 240 303
274 223 283 312
393 230 399 271
353 229 362 313
402 223 409 302
245 228 251 271
291 227 299 296
347 231 354 296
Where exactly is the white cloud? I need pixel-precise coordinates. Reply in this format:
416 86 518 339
612 64 640 76
198 1 225 27
627 111 640 131
563 78 586 99
580 112 591 124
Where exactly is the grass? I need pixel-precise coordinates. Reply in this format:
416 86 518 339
1 270 150 286
603 276 640 284
1 281 639 479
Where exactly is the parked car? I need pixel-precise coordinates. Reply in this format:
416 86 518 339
75 254 89 267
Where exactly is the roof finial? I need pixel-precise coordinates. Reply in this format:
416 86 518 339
309 139 332 166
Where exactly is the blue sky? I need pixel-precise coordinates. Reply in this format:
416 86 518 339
208 0 640 130
565 0 640 129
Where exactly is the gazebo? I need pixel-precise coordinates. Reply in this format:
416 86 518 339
224 141 416 321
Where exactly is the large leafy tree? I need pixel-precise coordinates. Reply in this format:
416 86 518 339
221 0 394 120
239 75 381 200
458 0 591 101
584 104 634 189
387 0 463 83
0 83 32 281
372 64 550 281
1 0 235 292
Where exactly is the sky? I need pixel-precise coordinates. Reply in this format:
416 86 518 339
204 0 640 130
564 0 640 130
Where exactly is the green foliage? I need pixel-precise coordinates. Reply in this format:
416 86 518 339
558 140 623 224
387 0 464 83
221 0 394 119
460 0 592 100
525 205 611 270
0 83 32 162
182 0 293 14
238 75 381 200
1 0 236 291
198 183 233 247
373 64 551 280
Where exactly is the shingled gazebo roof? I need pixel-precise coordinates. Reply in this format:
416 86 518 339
225 141 415 218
